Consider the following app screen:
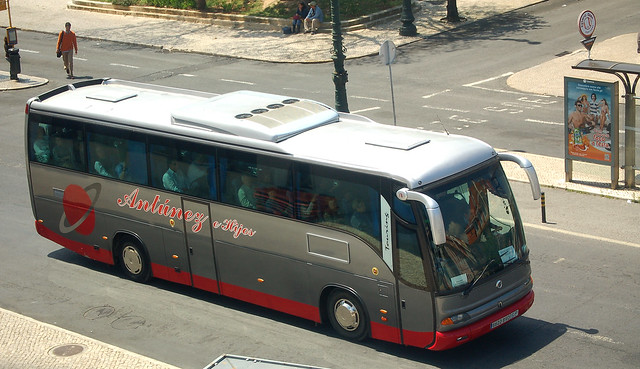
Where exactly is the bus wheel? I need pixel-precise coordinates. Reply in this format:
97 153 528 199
119 239 151 283
326 289 368 341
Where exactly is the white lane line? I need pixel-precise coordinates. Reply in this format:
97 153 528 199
179 73 195 77
422 89 451 99
220 78 254 85
524 222 640 249
350 95 389 102
75 57 88 61
422 105 469 113
110 63 139 69
525 118 564 126
17 49 39 54
351 107 381 114
464 72 514 87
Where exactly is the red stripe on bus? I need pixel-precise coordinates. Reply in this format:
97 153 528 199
193 274 220 294
219 282 321 323
402 328 434 348
370 321 402 344
151 263 192 286
35 221 114 265
429 290 535 351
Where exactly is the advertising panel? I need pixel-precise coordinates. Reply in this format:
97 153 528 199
564 77 618 165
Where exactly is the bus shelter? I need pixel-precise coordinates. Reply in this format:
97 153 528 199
572 59 640 188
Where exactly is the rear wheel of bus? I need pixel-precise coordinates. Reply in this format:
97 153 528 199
326 289 368 341
118 238 152 283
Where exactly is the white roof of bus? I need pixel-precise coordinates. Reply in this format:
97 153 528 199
30 79 496 188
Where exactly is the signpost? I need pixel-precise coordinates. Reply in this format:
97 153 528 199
577 10 596 59
379 40 397 125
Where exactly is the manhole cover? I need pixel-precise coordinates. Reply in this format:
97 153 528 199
49 344 86 357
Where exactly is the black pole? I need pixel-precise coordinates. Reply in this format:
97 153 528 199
399 0 417 36
330 0 349 113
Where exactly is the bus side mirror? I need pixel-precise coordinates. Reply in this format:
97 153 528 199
396 188 447 245
498 152 541 200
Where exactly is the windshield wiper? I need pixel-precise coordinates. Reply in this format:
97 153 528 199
463 259 497 296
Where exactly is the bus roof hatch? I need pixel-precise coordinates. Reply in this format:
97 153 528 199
170 90 339 142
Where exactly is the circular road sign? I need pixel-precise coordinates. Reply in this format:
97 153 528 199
578 10 596 38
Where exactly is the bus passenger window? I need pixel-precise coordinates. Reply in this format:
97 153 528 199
221 150 293 217
50 126 84 171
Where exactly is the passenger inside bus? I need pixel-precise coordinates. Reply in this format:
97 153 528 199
163 159 187 193
238 171 258 209
32 126 50 163
51 135 75 169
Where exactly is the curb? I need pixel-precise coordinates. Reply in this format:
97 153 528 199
68 0 419 33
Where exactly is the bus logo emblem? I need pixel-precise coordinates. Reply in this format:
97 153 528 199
496 280 503 289
59 183 101 235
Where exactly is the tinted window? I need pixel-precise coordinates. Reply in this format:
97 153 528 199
149 137 217 200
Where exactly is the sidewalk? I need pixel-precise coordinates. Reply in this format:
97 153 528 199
0 307 180 369
0 1 639 366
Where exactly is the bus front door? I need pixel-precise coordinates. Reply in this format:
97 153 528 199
398 283 436 348
182 199 220 294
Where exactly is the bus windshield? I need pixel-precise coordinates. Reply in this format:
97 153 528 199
422 162 528 293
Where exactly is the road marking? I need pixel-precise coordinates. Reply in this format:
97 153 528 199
524 222 640 249
351 107 381 114
350 95 388 102
422 89 451 99
553 258 565 264
464 72 514 87
220 78 254 85
110 63 139 69
568 330 621 345
179 73 195 77
525 118 564 126
17 49 39 54
422 105 469 113
464 72 549 96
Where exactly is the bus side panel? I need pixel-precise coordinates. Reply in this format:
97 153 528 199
210 204 403 341
216 242 320 322
28 166 185 280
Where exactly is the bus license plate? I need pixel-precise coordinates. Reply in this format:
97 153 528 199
490 310 519 329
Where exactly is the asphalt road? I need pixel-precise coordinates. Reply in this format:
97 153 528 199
1 0 639 367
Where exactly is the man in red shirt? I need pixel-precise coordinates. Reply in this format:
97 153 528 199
56 22 78 79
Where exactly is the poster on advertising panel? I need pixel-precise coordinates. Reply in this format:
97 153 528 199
564 77 618 165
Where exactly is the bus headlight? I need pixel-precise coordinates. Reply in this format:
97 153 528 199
441 312 470 326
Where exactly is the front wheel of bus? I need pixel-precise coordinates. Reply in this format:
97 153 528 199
326 289 368 341
119 240 151 283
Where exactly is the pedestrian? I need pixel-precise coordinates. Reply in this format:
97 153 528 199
56 22 78 79
292 2 309 34
304 1 324 35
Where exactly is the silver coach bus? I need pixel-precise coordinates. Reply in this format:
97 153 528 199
25 79 540 350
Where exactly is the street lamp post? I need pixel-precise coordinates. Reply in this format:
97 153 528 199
399 0 417 36
330 0 349 113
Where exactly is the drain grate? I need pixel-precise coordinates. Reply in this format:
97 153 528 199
555 51 571 57
49 344 86 357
